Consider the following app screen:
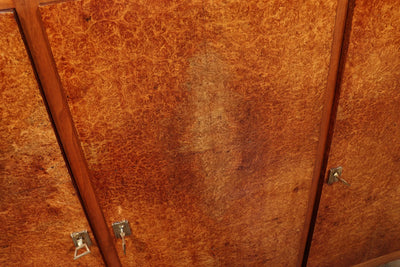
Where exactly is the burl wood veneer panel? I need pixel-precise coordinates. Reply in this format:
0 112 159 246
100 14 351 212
0 13 103 266
40 0 337 265
308 1 400 266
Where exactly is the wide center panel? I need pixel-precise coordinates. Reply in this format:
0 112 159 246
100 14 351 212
40 0 337 265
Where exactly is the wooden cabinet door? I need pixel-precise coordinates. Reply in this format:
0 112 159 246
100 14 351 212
0 11 104 266
308 1 400 266
40 0 338 265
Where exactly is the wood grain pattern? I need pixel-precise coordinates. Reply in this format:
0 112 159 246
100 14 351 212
40 0 337 265
0 0 74 10
353 251 400 267
13 0 121 265
0 0 13 10
0 12 103 266
308 0 400 266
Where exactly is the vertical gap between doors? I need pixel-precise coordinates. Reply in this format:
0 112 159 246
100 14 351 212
298 0 356 266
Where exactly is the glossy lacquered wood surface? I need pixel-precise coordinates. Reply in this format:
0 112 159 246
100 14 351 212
298 0 350 265
40 0 337 265
0 12 103 266
308 0 400 266
14 0 121 265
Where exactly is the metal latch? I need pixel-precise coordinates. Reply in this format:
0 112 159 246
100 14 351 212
112 220 131 255
327 166 350 186
71 230 92 260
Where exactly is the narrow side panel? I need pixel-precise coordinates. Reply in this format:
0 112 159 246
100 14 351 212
0 12 104 266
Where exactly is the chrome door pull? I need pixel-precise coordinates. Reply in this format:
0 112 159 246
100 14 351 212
112 220 131 255
71 230 92 260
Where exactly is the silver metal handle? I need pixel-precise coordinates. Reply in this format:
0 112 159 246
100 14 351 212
120 228 126 255
71 230 92 260
74 238 91 260
112 220 131 255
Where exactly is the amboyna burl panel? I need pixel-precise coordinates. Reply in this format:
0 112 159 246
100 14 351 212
41 0 337 265
0 12 104 266
309 0 400 266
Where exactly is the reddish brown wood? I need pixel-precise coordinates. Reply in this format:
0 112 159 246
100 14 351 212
0 0 73 10
39 0 76 6
297 0 350 266
0 0 13 10
308 0 400 266
40 0 338 265
0 11 103 266
13 0 121 266
353 251 400 267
